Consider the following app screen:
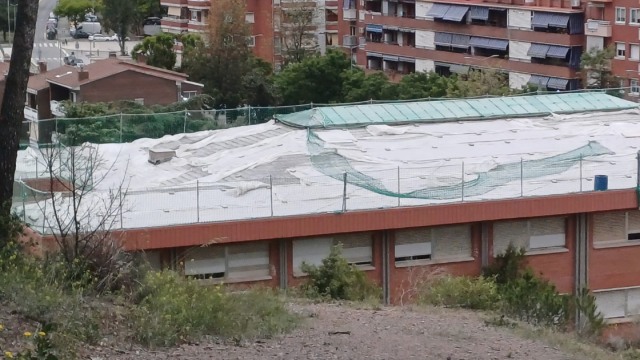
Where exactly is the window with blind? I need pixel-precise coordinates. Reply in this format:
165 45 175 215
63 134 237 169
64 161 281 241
183 241 270 282
594 211 640 244
493 217 566 255
293 233 373 274
594 287 640 319
395 225 472 265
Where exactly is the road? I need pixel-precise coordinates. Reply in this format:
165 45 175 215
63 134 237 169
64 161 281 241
33 0 69 69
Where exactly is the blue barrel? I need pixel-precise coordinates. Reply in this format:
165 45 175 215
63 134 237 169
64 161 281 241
594 175 608 191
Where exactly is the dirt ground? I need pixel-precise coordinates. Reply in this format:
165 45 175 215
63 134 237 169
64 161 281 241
72 303 605 360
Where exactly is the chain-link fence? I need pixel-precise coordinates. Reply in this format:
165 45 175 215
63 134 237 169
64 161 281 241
13 154 638 234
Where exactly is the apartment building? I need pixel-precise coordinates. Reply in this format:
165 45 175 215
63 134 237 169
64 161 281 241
160 0 210 34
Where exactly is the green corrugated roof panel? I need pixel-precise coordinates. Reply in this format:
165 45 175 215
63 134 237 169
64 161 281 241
276 93 639 128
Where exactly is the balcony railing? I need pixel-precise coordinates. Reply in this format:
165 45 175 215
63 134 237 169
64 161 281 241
162 16 189 24
24 106 38 121
585 20 611 37
343 8 357 20
343 35 357 47
50 101 65 117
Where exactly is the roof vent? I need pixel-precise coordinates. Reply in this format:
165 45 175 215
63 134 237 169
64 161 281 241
148 149 176 165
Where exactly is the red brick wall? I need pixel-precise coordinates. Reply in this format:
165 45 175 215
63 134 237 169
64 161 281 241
246 0 274 64
24 178 74 193
588 212 640 291
78 70 180 106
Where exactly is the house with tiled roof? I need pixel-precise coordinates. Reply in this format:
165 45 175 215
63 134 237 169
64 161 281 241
24 53 203 145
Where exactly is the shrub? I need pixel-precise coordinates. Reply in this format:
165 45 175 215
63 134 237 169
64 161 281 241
419 275 500 310
483 244 527 285
132 271 298 347
574 288 606 338
300 245 381 302
0 324 59 360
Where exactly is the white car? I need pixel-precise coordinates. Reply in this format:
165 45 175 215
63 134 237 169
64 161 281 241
88 34 110 42
111 33 131 41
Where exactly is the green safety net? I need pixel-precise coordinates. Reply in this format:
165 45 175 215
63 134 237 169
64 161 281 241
308 131 614 200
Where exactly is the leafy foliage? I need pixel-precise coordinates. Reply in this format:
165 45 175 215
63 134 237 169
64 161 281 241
580 46 620 96
131 32 177 70
419 275 500 310
101 0 136 55
446 69 512 98
300 245 381 301
0 0 18 42
0 325 59 360
53 0 99 25
395 71 455 100
483 244 528 285
341 70 398 103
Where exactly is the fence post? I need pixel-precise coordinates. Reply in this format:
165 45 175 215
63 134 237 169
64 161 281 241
21 182 26 223
520 158 524 197
270 175 274 217
119 191 123 229
248 106 251 125
397 166 400 207
183 110 187 133
42 199 47 234
119 113 123 143
580 154 583 192
342 172 347 212
310 102 314 109
461 162 465 202
196 180 200 223
637 150 640 189
35 161 38 179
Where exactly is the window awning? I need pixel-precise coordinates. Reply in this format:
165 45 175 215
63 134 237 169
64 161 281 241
383 25 399 31
426 3 451 18
366 24 383 33
470 6 489 21
398 56 415 63
546 45 570 58
442 5 470 22
548 13 570 28
434 61 451 67
532 12 570 28
546 77 569 89
529 75 550 87
450 64 470 74
469 37 508 51
527 43 550 58
434 32 453 46
451 34 470 48
383 55 399 62
399 28 415 33
366 52 383 58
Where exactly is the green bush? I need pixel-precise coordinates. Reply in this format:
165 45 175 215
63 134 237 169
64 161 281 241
483 244 527 285
132 271 299 347
300 245 381 302
419 275 500 310
574 288 606 338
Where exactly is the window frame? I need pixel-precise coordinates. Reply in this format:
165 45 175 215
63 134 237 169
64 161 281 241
631 79 639 95
190 10 200 22
631 43 640 61
616 42 626 59
631 8 640 25
245 12 255 23
246 35 256 47
616 7 627 24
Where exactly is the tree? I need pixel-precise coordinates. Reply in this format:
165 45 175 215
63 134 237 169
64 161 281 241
279 3 318 65
182 0 254 108
102 0 137 56
0 0 18 42
580 46 618 91
341 70 398 103
132 0 162 35
54 0 99 26
395 71 454 100
0 0 38 221
274 50 352 105
132 32 176 70
243 57 279 107
446 69 511 98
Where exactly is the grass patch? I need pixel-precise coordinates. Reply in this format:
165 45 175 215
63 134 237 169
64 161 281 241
418 275 500 310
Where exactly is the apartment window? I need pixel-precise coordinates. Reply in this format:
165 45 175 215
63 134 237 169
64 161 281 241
190 10 199 22
594 288 640 319
245 12 255 23
246 36 256 47
395 225 472 266
184 242 271 282
183 91 198 99
631 79 640 95
134 98 144 105
632 9 640 25
616 42 626 58
350 25 356 36
631 44 640 60
274 36 282 55
292 233 373 275
616 7 626 24
493 217 566 255
593 211 640 247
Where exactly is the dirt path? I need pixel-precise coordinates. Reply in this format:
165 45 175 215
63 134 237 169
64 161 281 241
93 303 595 360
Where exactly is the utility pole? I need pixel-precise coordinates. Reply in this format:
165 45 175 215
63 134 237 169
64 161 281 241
7 0 10 39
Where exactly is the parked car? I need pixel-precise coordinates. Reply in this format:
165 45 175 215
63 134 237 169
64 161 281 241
111 33 131 41
73 29 91 39
74 59 85 68
88 34 110 42
63 55 79 66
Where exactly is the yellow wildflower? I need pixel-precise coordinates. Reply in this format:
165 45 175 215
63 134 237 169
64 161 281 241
24 332 32 337
38 331 46 336
5 351 13 358
0 324 3 330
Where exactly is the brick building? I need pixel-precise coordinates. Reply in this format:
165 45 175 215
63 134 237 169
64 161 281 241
23 54 203 145
15 92 640 324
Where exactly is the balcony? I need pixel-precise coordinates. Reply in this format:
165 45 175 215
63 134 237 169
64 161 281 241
187 0 210 9
343 8 357 20
188 21 208 32
160 0 187 5
343 35 357 47
585 20 612 37
365 42 577 79
368 13 584 47
24 106 38 121
50 101 65 117
161 16 189 31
